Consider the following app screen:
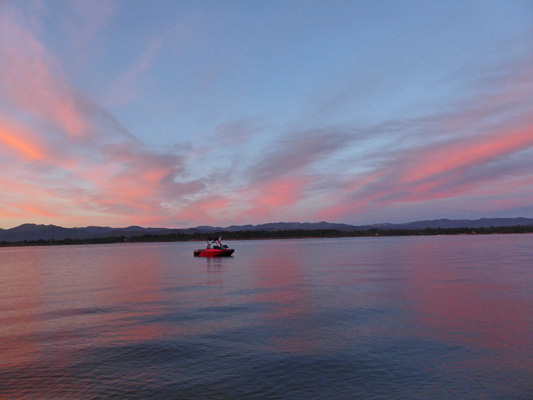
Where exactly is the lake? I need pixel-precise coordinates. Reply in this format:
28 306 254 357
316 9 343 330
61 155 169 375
0 234 532 399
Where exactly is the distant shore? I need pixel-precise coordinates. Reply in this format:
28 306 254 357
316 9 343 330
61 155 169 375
1 225 532 247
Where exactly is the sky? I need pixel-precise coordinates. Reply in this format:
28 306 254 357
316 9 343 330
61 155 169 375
1 0 533 229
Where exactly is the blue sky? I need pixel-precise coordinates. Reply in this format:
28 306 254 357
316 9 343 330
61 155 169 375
1 1 532 228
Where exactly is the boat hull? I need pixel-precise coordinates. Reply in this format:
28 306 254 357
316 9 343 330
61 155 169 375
193 248 234 257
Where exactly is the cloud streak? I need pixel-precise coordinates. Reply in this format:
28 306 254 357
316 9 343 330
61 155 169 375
318 121 533 222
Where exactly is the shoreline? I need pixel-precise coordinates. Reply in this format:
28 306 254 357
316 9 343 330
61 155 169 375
1 227 532 248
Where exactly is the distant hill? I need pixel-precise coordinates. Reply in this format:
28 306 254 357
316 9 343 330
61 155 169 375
1 218 532 243
0 224 182 243
379 217 533 230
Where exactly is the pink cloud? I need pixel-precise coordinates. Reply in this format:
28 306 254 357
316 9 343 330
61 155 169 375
237 176 310 221
0 9 197 228
0 174 85 227
402 127 533 184
0 12 90 138
318 122 533 222
0 122 45 161
252 176 307 208
177 195 233 225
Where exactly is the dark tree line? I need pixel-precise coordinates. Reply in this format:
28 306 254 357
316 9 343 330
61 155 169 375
1 224 532 247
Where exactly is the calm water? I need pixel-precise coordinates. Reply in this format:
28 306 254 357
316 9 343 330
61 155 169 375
0 235 532 399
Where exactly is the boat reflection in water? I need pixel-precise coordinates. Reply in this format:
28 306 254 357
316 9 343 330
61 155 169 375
194 237 234 257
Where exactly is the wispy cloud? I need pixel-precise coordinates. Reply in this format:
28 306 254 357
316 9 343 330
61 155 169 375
0 8 197 227
61 0 120 71
0 120 46 161
0 11 89 138
317 87 533 222
249 128 355 182
105 35 164 107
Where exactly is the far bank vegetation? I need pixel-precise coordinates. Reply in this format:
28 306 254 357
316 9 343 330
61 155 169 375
1 225 532 247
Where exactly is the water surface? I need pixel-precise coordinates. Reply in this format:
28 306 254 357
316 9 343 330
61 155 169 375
1 235 532 399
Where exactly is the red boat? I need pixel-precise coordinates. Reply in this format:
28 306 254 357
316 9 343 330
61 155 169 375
194 237 234 257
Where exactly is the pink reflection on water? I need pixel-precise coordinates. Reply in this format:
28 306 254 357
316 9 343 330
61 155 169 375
0 245 170 369
84 244 168 343
403 237 533 370
0 248 46 367
246 243 316 353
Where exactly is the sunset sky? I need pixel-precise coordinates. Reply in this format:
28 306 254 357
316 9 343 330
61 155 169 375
1 1 532 229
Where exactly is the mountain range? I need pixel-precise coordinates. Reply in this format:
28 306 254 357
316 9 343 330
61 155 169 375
1 218 532 243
